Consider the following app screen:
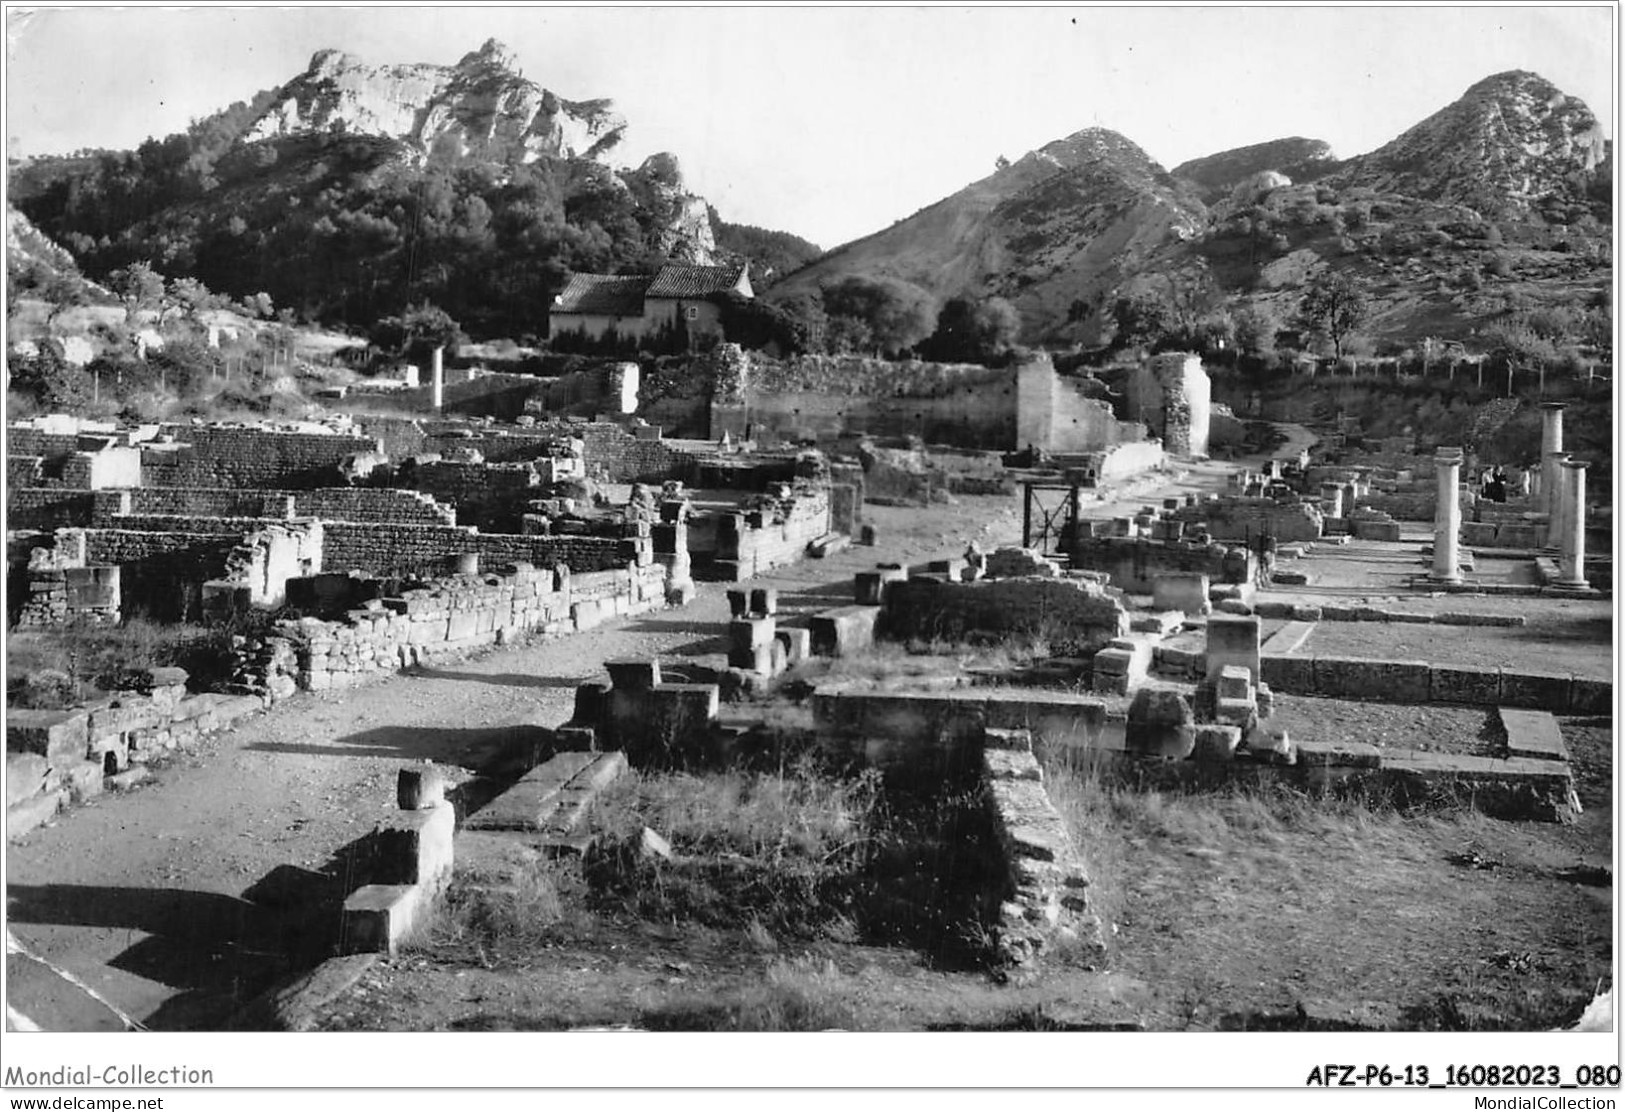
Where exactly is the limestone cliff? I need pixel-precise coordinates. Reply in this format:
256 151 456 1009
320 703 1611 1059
245 38 626 164
623 154 718 263
7 205 82 277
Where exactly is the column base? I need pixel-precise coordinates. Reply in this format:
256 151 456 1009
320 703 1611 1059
1429 572 1463 586
1553 577 1593 590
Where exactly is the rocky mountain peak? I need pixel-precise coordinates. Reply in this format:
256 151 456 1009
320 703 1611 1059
244 42 627 165
1171 137 1339 203
457 38 518 72
1036 127 1164 176
306 47 357 79
1335 70 1608 220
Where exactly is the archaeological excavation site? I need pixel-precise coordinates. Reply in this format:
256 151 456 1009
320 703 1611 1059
3 337 1612 1034
5 20 1620 1048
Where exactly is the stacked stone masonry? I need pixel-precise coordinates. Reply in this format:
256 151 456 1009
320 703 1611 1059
981 729 1108 969
321 522 643 579
880 576 1129 655
139 426 385 489
812 686 1577 823
1066 535 1255 594
8 678 265 840
243 561 672 698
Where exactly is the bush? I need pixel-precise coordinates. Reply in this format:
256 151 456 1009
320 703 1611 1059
5 617 261 703
10 668 85 710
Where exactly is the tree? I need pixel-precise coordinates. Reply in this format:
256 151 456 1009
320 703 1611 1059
1295 272 1370 360
242 291 276 319
108 261 166 324
1108 287 1176 353
917 296 1023 364
40 271 88 330
819 275 938 357
711 291 814 355
8 342 94 413
770 292 828 354
166 276 220 328
1232 303 1280 358
372 302 467 365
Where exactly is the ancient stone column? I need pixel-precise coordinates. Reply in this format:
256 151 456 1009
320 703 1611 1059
1543 450 1571 550
1539 401 1565 517
1557 459 1590 588
431 346 445 410
1431 449 1463 584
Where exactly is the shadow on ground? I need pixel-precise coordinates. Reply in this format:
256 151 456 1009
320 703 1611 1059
406 668 583 690
6 825 399 1030
245 724 545 765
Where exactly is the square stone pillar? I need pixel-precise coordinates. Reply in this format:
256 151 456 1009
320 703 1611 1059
1557 459 1590 588
1319 483 1344 518
1543 450 1571 550
1431 449 1463 584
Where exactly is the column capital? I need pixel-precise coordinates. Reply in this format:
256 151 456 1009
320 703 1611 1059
1560 458 1591 471
1539 401 1568 412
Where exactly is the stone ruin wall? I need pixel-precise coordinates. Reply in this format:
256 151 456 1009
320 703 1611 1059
11 486 461 538
239 560 671 698
344 370 544 420
6 415 834 631
1168 497 1325 545
1125 353 1211 458
138 426 385 490
321 521 645 580
8 680 266 839
1094 441 1167 484
16 518 323 623
700 487 833 581
1065 536 1255 594
704 346 1019 449
879 576 1129 653
5 428 84 464
398 460 541 532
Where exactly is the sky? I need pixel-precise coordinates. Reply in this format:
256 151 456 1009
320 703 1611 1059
4 4 1616 249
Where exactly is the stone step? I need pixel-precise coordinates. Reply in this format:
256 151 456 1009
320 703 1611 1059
462 750 599 832
340 884 419 956
1498 708 1570 762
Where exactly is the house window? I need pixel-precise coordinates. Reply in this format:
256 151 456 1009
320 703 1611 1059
685 306 699 321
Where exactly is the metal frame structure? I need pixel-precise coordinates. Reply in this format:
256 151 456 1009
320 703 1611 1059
1021 482 1082 557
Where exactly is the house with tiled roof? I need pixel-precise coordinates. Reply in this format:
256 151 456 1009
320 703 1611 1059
549 262 752 346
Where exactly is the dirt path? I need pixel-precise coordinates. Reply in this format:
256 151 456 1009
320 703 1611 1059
4 464 1216 1029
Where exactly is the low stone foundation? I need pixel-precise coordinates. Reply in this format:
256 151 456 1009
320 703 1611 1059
879 575 1129 652
235 561 674 700
7 671 265 840
1259 654 1611 714
982 727 1107 970
809 684 1578 823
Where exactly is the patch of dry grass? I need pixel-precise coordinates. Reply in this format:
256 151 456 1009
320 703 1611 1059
1042 758 1611 1030
6 619 251 706
590 755 885 863
641 955 863 1031
416 862 573 966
